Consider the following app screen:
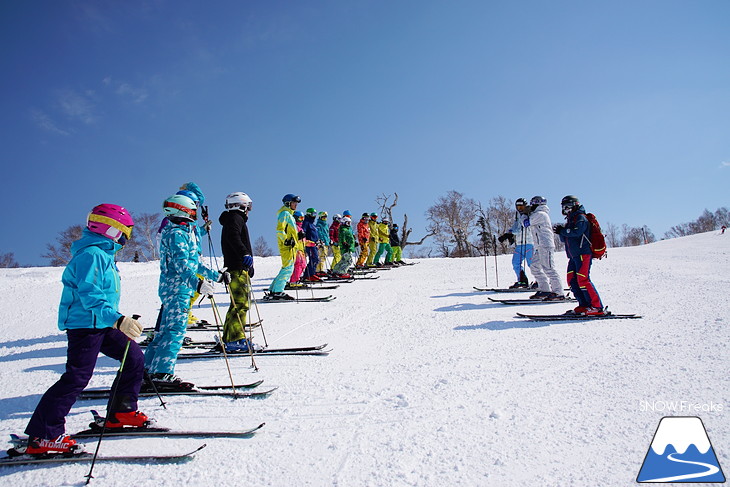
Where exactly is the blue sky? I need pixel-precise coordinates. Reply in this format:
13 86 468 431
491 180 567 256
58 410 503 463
2 0 728 265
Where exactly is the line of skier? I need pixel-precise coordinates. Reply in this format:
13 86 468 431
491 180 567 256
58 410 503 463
265 193 405 301
498 195 605 316
18 184 413 457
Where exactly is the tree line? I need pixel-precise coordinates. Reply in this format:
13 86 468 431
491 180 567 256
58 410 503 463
1 195 727 267
422 190 728 258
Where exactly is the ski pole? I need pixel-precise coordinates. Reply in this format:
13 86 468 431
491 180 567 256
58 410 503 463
245 272 268 348
208 294 245 385
85 314 140 484
492 235 499 288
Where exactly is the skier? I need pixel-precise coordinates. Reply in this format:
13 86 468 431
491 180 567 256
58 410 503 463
288 210 307 287
266 194 300 300
355 213 371 268
373 217 393 266
22 204 147 456
316 211 331 275
521 196 565 300
177 183 211 326
365 212 379 267
331 216 354 278
329 214 342 268
218 192 260 352
554 195 605 315
301 208 321 282
498 198 534 288
390 223 404 265
144 194 223 389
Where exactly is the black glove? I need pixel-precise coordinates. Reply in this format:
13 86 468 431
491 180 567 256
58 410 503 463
297 230 305 240
247 265 255 278
218 271 231 285
553 224 565 234
283 237 296 247
498 232 514 245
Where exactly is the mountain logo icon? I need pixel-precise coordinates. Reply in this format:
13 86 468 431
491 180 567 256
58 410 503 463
637 416 726 483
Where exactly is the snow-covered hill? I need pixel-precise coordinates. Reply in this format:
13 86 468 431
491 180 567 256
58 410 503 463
0 231 727 486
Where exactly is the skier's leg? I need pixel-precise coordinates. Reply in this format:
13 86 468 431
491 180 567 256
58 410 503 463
101 328 144 415
223 269 250 343
25 329 104 438
575 254 603 308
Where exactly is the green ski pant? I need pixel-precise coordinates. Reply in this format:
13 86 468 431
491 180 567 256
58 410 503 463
223 270 251 343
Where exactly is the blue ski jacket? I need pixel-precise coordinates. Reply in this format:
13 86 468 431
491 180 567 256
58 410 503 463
316 219 331 246
557 205 592 258
58 229 124 330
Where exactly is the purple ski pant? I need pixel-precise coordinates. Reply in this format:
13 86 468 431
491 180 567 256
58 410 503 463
25 328 144 439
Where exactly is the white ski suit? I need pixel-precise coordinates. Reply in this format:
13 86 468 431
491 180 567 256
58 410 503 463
521 204 563 294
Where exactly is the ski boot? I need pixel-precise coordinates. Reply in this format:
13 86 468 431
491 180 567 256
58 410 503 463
20 434 84 456
144 372 195 392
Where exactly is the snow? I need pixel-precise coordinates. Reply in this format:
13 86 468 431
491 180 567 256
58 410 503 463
0 231 728 486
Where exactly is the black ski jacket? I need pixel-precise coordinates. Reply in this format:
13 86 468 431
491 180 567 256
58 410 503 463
219 210 253 271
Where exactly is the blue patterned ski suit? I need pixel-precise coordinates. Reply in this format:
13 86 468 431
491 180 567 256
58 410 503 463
144 220 218 375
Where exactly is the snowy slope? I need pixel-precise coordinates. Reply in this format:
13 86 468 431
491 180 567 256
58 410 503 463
0 231 727 486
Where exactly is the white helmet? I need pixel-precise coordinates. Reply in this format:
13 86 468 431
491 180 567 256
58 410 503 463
333 213 343 222
225 192 252 211
341 216 352 226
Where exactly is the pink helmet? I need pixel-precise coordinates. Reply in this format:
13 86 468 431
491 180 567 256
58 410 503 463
87 204 134 244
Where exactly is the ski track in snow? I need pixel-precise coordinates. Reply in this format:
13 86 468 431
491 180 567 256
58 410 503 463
0 231 728 486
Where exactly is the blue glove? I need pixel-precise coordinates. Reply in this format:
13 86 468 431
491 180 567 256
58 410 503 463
242 255 254 269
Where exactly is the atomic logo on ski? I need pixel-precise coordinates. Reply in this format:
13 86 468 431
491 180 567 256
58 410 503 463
637 416 725 483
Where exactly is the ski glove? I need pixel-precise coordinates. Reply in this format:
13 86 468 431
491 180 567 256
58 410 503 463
498 232 514 245
197 279 215 296
218 271 231 285
247 265 255 278
114 315 143 339
283 237 296 248
242 255 254 269
553 224 565 235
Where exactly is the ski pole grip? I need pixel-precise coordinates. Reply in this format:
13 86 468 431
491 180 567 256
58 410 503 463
132 314 141 320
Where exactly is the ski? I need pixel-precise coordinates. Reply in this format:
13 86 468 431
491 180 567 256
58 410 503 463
78 380 264 399
321 277 354 283
474 287 533 293
1 444 206 467
78 388 277 401
488 297 576 305
516 312 642 322
285 283 340 290
352 275 380 280
261 295 336 303
178 343 331 359
143 320 262 333
11 422 265 444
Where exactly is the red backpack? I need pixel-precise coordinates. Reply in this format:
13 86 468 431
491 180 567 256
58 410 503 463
586 213 607 259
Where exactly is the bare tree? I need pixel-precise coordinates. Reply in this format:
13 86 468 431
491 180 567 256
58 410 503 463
253 236 273 257
664 207 729 239
426 190 478 257
375 192 433 250
604 222 620 248
43 225 84 266
0 252 20 268
122 212 162 262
